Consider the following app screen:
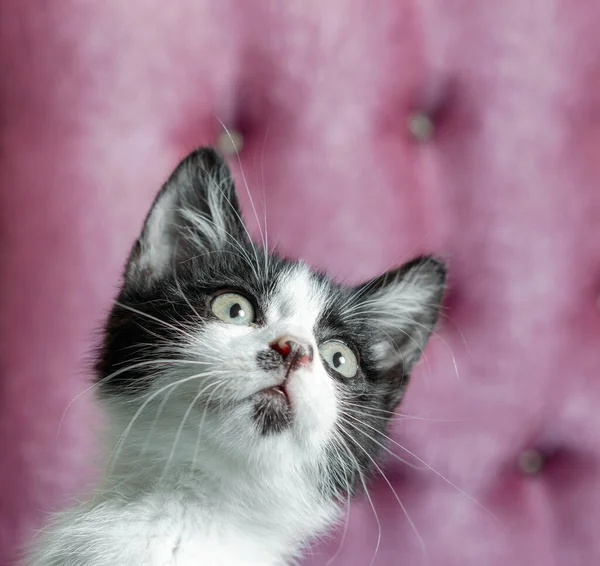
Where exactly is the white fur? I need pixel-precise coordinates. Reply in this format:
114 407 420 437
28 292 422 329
26 265 342 566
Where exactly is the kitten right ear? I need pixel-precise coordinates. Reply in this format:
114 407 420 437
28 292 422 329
124 147 249 287
352 256 446 400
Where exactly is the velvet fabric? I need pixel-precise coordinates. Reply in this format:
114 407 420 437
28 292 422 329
2 1 600 564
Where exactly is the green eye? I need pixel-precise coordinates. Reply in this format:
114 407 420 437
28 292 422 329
211 293 255 325
319 340 358 378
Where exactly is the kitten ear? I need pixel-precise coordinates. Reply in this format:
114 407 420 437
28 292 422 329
124 147 249 286
354 256 446 393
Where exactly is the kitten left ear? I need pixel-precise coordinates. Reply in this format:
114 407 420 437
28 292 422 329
354 255 446 382
124 147 248 287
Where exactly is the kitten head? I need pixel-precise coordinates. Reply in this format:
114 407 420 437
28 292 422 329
96 148 445 492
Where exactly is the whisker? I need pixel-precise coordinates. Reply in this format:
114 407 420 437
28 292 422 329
108 370 228 473
360 315 459 383
114 301 198 343
214 116 265 249
160 379 228 480
333 432 381 566
56 358 216 438
350 308 461 382
180 208 261 283
337 422 427 561
340 411 501 526
182 248 256 266
139 381 179 456
339 401 465 423
191 378 231 471
325 435 354 566
337 410 424 470
172 244 203 322
353 297 471 356
352 316 429 371
213 115 266 291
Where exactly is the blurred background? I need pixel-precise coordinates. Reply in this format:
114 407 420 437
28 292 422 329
2 1 600 565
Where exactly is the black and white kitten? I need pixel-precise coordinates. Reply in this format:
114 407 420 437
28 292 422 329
27 148 446 566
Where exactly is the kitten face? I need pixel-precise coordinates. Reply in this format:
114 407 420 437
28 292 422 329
96 148 445 493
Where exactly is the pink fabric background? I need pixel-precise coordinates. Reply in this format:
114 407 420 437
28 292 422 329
2 1 600 564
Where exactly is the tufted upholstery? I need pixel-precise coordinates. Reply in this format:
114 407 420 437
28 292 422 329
2 1 600 565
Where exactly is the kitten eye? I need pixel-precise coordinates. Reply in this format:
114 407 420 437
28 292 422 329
319 340 358 378
211 293 255 325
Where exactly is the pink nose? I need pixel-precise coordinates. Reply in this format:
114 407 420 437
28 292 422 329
270 336 314 368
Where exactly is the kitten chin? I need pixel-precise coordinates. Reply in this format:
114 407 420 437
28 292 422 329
252 386 293 435
25 147 446 566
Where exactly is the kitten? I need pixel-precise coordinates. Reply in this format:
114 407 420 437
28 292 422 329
26 148 446 566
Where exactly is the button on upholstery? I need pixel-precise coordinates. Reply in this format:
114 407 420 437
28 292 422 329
408 111 434 142
518 449 545 475
216 130 244 155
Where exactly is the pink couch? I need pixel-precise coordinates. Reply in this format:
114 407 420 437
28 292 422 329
2 1 600 564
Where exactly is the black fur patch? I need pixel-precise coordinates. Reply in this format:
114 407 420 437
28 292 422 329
256 349 283 372
252 393 293 435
